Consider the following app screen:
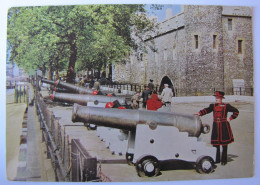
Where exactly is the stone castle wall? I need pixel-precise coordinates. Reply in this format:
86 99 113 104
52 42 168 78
113 5 253 96
222 7 253 89
182 5 225 95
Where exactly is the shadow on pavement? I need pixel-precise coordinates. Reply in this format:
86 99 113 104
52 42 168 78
160 160 195 172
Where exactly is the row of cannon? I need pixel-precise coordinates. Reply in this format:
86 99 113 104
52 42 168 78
41 78 217 177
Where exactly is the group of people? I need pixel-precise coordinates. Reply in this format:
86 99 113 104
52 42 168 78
131 79 173 111
80 76 101 91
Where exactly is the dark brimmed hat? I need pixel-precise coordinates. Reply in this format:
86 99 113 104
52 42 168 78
214 91 225 98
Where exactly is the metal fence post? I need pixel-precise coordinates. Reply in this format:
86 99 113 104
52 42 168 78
23 85 26 103
14 85 17 103
18 85 21 103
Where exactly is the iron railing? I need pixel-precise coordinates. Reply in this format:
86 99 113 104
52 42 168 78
34 74 102 182
103 83 254 97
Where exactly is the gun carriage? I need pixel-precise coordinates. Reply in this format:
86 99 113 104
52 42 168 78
72 104 216 177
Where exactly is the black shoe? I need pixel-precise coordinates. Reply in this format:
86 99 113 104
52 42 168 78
215 160 220 164
221 162 227 166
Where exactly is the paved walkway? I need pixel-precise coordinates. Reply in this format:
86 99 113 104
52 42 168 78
14 84 55 181
6 102 26 180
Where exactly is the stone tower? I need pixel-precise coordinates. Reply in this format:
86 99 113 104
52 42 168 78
183 5 224 95
113 5 253 96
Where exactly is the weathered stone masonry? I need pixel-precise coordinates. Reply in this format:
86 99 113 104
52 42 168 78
113 5 253 96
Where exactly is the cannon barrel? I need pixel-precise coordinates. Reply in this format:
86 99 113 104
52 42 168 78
41 79 76 93
41 78 57 86
51 87 72 93
55 79 93 94
51 92 126 106
72 104 209 137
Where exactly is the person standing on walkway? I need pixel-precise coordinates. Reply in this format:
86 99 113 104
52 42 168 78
131 91 141 109
93 79 100 91
195 91 239 165
89 77 94 89
148 79 154 91
141 86 152 109
160 84 173 106
147 90 163 111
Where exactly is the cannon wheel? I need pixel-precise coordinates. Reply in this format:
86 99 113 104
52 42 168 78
135 156 160 177
201 124 210 134
84 123 97 130
126 153 134 166
196 156 215 174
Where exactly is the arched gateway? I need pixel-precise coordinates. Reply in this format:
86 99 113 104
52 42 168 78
159 76 175 96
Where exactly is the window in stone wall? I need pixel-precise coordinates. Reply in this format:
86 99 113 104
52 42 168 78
137 53 143 61
228 19 232 31
140 53 143 61
194 35 199 49
213 35 217 49
164 48 168 61
238 40 243 54
155 52 159 65
172 45 176 58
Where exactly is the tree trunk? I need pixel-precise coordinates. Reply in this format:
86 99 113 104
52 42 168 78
48 62 53 80
97 69 101 79
41 64 46 78
42 70 46 79
55 58 59 80
66 32 77 83
55 44 65 80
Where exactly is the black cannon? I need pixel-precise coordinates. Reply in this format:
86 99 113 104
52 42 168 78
52 87 73 93
55 79 93 94
71 104 209 137
41 78 93 94
51 92 126 106
41 79 74 93
41 78 57 86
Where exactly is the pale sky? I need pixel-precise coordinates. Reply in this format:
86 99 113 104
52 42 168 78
145 4 182 22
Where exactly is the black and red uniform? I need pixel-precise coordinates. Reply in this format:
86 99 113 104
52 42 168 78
199 103 239 164
199 103 239 145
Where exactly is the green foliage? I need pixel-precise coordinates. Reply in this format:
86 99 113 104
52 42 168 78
7 4 156 81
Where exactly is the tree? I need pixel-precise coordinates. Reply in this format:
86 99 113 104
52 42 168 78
8 6 69 79
7 5 157 82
